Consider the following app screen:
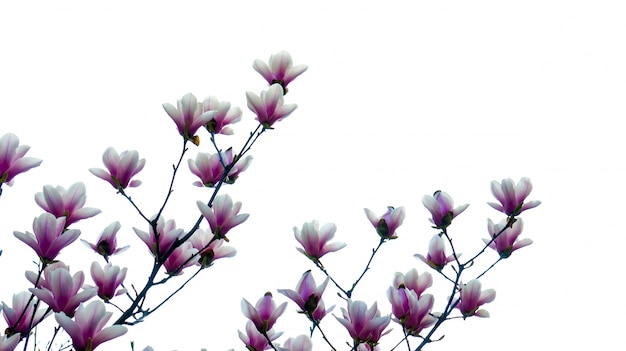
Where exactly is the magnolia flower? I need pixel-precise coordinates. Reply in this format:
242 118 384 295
55 300 128 351
278 270 330 318
163 93 216 144
414 235 456 271
488 177 541 216
246 84 297 129
14 213 80 262
387 287 436 335
1 291 51 336
163 242 198 276
391 268 433 298
133 216 184 259
241 292 287 333
201 96 242 135
238 320 282 351
484 218 532 258
81 221 129 260
253 51 308 93
197 195 249 241
189 228 236 268
294 220 346 264
0 333 20 351
0 133 42 187
422 191 469 229
335 300 391 345
188 152 225 187
281 335 313 351
457 280 496 318
89 147 145 191
90 262 127 302
29 265 96 317
35 183 100 228
364 206 406 239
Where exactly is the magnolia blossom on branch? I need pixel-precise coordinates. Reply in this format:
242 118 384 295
0 133 42 187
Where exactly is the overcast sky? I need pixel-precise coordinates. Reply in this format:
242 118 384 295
1 1 625 350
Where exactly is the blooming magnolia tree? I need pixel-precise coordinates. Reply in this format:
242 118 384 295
0 51 540 351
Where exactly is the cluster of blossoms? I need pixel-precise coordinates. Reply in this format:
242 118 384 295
0 51 304 351
0 50 541 351
236 176 539 350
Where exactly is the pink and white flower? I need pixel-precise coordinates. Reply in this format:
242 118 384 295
133 216 184 259
89 147 145 191
335 300 391 345
253 51 308 93
189 228 236 268
163 242 198 276
278 270 330 319
414 235 456 271
81 221 129 260
422 191 469 229
0 333 20 351
0 133 42 187
238 320 281 350
55 300 127 351
484 218 532 258
197 195 249 240
294 220 346 264
364 206 406 239
163 93 216 144
281 335 313 351
90 262 127 302
35 183 100 228
488 177 541 216
246 84 297 129
241 292 287 333
387 287 436 335
201 96 242 135
391 268 433 298
1 291 51 337
29 265 96 317
13 213 80 262
457 279 496 318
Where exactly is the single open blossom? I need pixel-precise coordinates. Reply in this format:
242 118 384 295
55 300 128 351
0 133 42 187
488 177 541 216
163 242 198 276
364 206 406 239
29 265 96 317
238 320 282 351
391 268 433 298
0 333 20 351
422 191 469 229
35 183 100 228
246 84 297 129
188 149 252 187
414 235 456 271
484 218 532 258
253 51 308 93
14 213 80 263
281 335 313 351
457 279 496 318
241 292 287 333
278 270 330 319
294 220 346 264
89 262 127 302
189 228 236 268
133 216 184 259
222 148 253 185
163 93 216 144
197 195 249 241
202 96 242 135
81 221 129 260
2 291 51 337
335 300 391 345
387 287 436 335
89 147 145 191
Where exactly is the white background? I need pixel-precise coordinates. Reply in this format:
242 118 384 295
1 1 625 350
